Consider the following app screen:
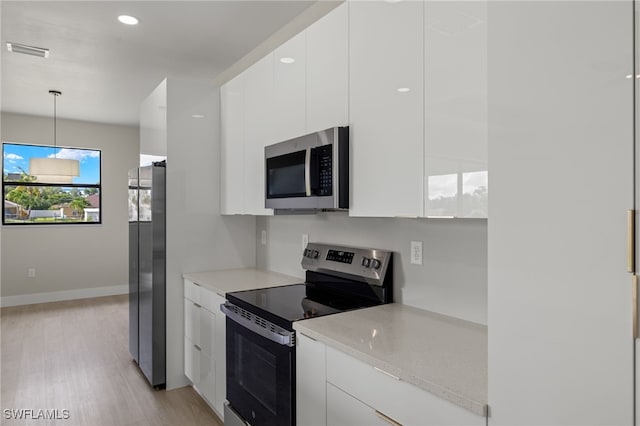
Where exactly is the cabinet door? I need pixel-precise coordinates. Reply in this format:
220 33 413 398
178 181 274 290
349 0 424 217
243 53 275 216
273 31 307 143
306 3 348 134
327 383 390 426
488 1 633 424
198 352 215 408
424 1 487 218
184 336 200 384
296 333 327 426
220 75 245 215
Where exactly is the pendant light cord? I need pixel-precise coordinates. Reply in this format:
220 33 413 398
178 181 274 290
49 90 61 159
53 93 56 158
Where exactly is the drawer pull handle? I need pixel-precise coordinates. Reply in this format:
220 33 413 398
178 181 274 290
629 210 636 273
373 366 400 381
375 410 403 426
194 344 202 351
193 303 202 308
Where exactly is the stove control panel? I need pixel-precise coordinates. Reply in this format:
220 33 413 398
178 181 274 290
301 242 392 286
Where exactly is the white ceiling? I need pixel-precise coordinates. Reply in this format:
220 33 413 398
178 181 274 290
1 1 315 126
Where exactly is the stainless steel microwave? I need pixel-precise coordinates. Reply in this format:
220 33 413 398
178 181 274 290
265 126 349 211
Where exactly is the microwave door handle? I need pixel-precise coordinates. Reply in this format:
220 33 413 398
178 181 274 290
305 148 311 196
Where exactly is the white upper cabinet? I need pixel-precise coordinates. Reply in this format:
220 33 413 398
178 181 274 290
349 0 425 217
243 53 275 216
424 1 488 218
220 74 245 215
306 3 349 134
273 31 307 143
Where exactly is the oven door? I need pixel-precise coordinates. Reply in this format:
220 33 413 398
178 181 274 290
225 316 294 426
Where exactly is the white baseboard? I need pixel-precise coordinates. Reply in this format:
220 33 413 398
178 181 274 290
0 284 128 307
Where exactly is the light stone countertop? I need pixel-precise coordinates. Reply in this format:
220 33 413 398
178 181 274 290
182 268 302 297
293 303 488 417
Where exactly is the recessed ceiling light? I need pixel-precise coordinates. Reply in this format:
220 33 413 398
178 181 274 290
118 15 139 25
397 87 411 93
626 74 633 79
280 57 295 64
191 114 205 119
6 42 49 58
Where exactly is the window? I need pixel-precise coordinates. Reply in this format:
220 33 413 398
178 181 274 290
3 143 101 225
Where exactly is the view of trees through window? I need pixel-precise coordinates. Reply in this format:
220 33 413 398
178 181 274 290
3 143 101 224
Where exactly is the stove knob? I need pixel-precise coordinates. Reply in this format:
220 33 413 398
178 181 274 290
312 250 320 259
371 259 382 269
361 257 371 267
304 249 310 257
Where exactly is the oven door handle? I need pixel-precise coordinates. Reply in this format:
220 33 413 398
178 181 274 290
221 302 295 347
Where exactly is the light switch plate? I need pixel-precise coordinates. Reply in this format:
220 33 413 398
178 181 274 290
261 230 267 246
410 241 423 265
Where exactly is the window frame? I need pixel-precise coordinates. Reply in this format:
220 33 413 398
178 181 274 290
2 142 103 226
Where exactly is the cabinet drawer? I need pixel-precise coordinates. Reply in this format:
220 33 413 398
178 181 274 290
184 279 201 304
326 347 483 425
200 308 215 356
184 299 201 345
199 287 219 313
327 382 391 426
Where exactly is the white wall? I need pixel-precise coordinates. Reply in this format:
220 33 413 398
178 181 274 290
1 112 139 305
162 78 256 390
257 214 487 325
140 79 167 157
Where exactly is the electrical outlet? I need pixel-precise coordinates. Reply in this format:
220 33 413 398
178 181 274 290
28 268 36 278
410 241 423 265
302 234 309 251
261 230 267 246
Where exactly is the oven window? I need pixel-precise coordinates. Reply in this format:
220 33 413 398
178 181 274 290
268 164 305 197
236 334 277 414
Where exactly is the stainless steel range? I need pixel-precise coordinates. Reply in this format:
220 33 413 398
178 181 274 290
221 242 393 426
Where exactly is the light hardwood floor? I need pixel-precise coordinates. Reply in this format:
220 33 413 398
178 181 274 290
0 295 223 426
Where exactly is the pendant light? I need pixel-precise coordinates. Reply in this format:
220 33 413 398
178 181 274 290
29 90 80 183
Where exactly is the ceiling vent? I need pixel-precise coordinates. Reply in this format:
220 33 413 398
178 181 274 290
6 42 49 58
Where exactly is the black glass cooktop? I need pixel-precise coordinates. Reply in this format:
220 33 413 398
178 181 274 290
226 282 376 330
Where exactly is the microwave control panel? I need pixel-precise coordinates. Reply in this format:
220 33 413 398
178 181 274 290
316 145 333 196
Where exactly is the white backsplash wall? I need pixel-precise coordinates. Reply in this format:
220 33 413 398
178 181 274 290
256 213 487 325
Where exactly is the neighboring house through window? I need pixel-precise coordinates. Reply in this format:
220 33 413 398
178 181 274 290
2 142 102 225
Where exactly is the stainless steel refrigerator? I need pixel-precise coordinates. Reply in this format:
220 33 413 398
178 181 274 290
128 162 166 388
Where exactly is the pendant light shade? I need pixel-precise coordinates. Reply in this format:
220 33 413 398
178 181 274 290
29 90 80 183
29 158 80 183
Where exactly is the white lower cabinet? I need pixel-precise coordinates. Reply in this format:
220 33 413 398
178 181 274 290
184 280 226 420
296 333 327 426
297 333 484 426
